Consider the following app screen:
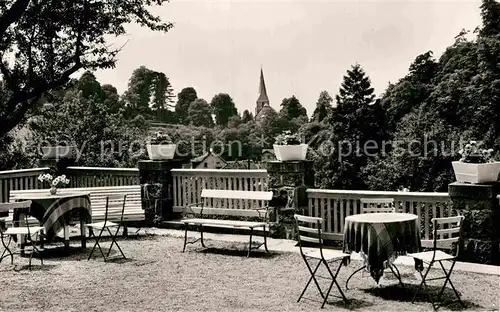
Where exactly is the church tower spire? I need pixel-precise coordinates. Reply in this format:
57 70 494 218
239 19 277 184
256 67 270 116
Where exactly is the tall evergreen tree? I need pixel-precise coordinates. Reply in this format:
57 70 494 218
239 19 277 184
279 95 307 120
315 64 384 190
311 90 333 122
210 93 238 127
175 87 198 125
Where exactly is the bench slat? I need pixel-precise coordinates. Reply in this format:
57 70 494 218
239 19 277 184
201 189 272 201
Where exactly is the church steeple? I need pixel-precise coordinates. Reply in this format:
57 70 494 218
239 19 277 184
256 67 270 116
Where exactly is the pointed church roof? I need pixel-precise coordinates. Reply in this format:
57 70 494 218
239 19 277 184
257 68 269 103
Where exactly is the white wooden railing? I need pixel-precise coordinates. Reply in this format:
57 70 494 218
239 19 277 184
307 189 454 246
171 169 269 210
0 168 49 202
65 166 139 188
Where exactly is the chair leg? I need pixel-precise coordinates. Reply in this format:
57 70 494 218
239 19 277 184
182 224 188 253
346 265 366 290
263 225 269 253
247 228 254 258
322 259 349 308
0 234 13 265
412 263 434 309
298 259 324 303
199 225 206 248
437 261 464 307
107 227 126 260
88 227 106 261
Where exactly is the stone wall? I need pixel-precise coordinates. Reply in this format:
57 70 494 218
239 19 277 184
448 182 500 265
267 160 314 238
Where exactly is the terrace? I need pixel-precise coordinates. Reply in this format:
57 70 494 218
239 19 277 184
0 164 499 311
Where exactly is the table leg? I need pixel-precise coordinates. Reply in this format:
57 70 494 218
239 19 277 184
19 213 26 257
80 217 86 249
63 225 70 250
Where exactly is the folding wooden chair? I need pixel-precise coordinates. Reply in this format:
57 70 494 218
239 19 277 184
407 216 465 310
0 201 45 270
86 195 127 261
294 214 349 309
345 198 402 289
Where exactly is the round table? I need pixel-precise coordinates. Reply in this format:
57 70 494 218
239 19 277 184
13 192 91 250
343 213 421 284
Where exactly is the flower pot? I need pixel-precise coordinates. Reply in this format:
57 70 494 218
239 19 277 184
273 144 308 161
452 161 500 184
41 146 75 159
146 144 177 160
50 186 57 195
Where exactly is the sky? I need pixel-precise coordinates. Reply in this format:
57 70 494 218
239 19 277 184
95 0 483 117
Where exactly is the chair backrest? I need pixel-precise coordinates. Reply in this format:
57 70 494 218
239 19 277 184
104 195 127 224
0 200 32 213
0 200 33 232
360 198 395 213
431 215 464 258
294 214 324 256
194 189 273 218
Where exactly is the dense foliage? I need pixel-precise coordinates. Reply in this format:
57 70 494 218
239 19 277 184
0 0 172 139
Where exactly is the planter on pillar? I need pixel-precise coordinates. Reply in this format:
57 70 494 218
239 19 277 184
39 147 77 177
448 182 500 265
267 160 314 238
138 160 184 224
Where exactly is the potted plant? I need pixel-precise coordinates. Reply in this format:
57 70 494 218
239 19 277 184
452 141 500 184
146 131 176 160
273 131 308 161
38 173 70 195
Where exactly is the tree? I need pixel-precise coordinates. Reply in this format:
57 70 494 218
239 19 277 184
175 87 197 124
241 110 253 123
122 66 174 120
0 0 173 139
29 77 148 167
187 99 214 127
311 91 333 122
315 64 385 190
479 0 500 38
210 93 238 127
227 114 241 128
279 95 307 120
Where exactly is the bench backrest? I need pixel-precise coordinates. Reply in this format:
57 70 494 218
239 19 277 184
9 186 143 222
183 189 273 218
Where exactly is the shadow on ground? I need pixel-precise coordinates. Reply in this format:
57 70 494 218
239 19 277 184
199 247 280 258
363 284 482 310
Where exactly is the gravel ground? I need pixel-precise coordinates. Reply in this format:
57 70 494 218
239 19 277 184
0 235 498 312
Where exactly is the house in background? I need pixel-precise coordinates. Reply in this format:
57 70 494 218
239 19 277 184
223 159 260 170
261 149 276 162
191 151 227 169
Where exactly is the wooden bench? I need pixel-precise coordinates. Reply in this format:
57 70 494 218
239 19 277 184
8 186 143 234
177 189 273 257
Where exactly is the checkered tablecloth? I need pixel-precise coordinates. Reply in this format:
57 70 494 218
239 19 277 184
13 192 91 241
343 213 421 283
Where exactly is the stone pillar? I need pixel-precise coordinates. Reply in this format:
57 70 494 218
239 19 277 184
448 182 500 265
267 160 315 238
138 160 184 224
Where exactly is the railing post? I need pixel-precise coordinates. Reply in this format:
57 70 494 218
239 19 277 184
138 160 185 224
448 181 500 265
267 160 315 238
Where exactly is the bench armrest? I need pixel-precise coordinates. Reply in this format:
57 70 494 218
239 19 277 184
185 202 204 215
254 206 274 221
